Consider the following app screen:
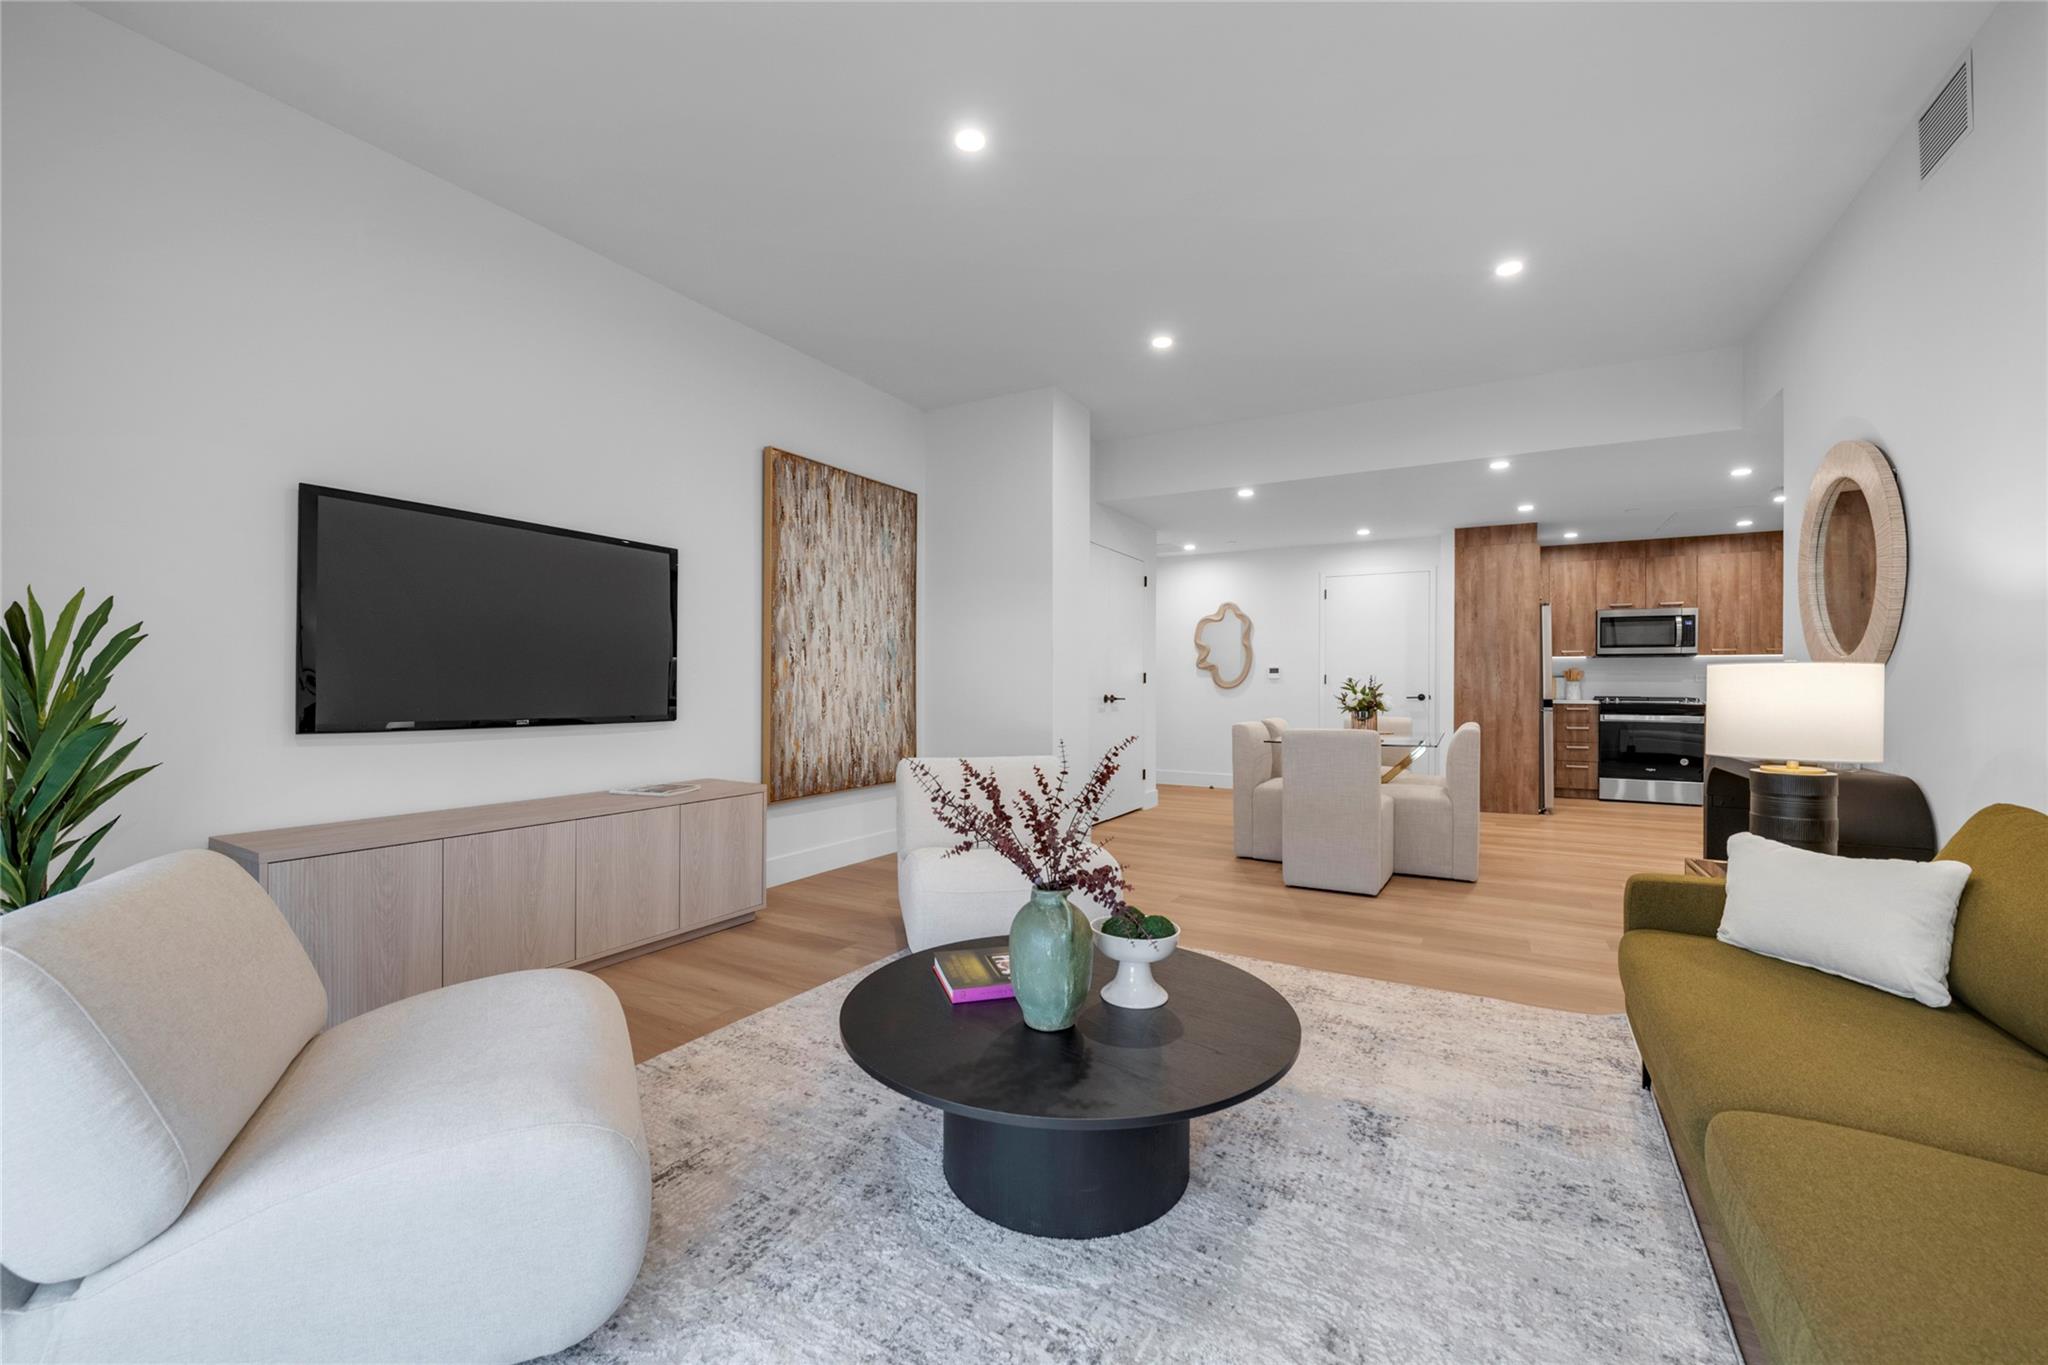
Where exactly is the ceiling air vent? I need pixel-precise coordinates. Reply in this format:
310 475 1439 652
1919 53 1972 180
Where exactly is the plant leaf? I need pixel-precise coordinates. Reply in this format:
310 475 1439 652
58 762 155 834
35 590 85 717
20 722 116 831
47 817 117 899
61 597 114 691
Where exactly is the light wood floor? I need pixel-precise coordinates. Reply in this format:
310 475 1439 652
596 786 1699 1062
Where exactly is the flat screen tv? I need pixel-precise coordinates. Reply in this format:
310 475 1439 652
297 484 677 734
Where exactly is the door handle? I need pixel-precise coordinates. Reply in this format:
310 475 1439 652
1405 693 1429 701
1102 693 1126 704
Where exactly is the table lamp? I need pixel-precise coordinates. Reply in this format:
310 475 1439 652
1704 662 1885 855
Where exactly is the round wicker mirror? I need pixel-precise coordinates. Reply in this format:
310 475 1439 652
1797 440 1906 663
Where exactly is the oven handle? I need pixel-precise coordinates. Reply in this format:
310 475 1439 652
1599 714 1706 724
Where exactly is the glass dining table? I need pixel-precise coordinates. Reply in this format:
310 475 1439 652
1266 730 1444 782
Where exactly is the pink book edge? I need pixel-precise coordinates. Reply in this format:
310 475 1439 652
933 956 1015 1003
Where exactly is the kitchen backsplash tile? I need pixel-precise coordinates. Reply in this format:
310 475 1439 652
1549 654 1784 699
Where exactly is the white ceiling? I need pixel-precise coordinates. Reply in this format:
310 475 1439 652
93 1 1986 440
1111 428 1786 556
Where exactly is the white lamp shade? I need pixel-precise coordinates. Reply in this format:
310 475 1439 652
1705 662 1884 763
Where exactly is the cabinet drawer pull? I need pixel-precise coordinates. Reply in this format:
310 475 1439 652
1565 744 1588 751
1709 648 1739 654
1657 600 1686 606
1606 601 1635 608
1565 763 1590 769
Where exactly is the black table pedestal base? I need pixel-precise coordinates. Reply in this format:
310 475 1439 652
941 1113 1190 1239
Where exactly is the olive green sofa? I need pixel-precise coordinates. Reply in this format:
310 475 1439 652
1619 803 2048 1365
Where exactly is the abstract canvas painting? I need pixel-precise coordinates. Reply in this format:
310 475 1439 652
761 447 917 803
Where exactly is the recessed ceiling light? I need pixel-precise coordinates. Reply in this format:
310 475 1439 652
1151 334 1175 350
1237 487 1255 499
1517 503 1535 514
1563 530 1580 539
952 127 987 153
1730 466 1753 478
1736 518 1755 528
1181 542 1196 552
1355 527 1371 537
1494 259 1525 279
1771 489 1787 504
1489 458 1511 471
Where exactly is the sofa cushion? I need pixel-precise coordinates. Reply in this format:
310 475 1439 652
1941 803 2048 1054
1 969 649 1364
1620 930 2048 1176
1704 1111 2048 1365
0 850 327 1284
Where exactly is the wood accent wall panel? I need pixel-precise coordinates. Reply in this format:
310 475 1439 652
680 793 767 931
576 807 682 959
266 843 443 1028
443 823 578 985
1455 524 1542 814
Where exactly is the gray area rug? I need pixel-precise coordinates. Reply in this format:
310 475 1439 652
555 954 1735 1364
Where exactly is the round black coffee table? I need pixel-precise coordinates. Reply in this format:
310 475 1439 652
839 937 1300 1239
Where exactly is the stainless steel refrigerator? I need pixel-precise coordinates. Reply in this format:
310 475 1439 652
1539 603 1555 813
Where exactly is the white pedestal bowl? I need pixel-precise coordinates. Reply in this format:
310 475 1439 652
1091 919 1181 1010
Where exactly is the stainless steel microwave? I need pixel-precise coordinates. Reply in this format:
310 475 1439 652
1595 608 1699 656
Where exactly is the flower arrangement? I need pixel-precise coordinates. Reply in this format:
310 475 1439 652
1336 675 1389 724
907 739 1136 914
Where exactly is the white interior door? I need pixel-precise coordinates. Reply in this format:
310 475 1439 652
1321 570 1436 740
1089 543 1147 821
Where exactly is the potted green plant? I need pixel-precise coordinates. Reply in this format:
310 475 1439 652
2 589 157 911
1336 675 1389 730
1092 905 1180 1009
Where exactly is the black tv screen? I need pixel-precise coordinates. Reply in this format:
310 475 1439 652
297 485 676 733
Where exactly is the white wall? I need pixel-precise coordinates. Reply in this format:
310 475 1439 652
1154 536 1455 785
0 4 928 886
1745 1 2048 836
1095 349 1745 503
922 389 1059 756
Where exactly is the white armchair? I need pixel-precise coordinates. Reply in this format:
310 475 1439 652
1281 728 1396 896
0 851 648 1363
896 756 1122 952
1231 717 1288 861
1383 720 1481 881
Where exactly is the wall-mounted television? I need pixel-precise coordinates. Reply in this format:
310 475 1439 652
297 484 677 734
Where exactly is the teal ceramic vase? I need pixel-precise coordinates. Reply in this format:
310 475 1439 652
1008 888 1094 1031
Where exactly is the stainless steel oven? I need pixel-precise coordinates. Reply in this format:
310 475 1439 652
1597 696 1705 805
1596 608 1698 656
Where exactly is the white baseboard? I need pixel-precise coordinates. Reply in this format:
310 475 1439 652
1142 786 1161 810
1159 769 1230 789
766 828 897 887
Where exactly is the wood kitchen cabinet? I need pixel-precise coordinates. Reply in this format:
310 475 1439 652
1544 531 1774 659
1698 536 1783 655
1642 543 1698 608
1553 702 1599 796
1594 547 1646 611
1546 551 1599 655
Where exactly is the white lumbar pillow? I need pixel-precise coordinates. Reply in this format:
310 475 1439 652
1717 832 1971 1007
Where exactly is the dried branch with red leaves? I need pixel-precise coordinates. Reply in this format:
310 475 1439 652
907 739 1136 911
